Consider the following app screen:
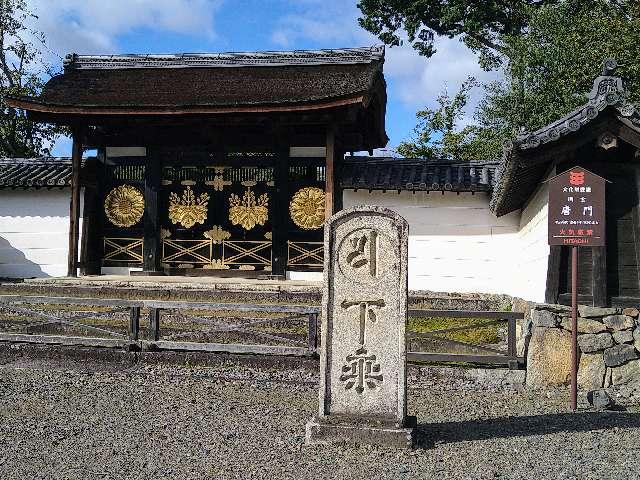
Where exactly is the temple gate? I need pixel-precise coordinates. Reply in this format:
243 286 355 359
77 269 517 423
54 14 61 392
8 46 388 277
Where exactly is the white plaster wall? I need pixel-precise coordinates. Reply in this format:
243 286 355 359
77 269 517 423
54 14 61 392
286 271 323 282
0 189 77 278
343 190 521 295
513 172 552 302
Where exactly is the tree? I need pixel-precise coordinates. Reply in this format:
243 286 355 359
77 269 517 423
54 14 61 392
357 0 560 68
0 0 60 157
376 0 640 160
478 0 640 136
396 78 502 161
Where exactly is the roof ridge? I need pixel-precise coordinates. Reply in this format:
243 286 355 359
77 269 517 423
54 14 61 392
344 156 500 165
64 46 385 71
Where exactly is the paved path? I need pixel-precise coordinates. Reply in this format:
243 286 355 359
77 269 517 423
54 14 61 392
0 358 638 480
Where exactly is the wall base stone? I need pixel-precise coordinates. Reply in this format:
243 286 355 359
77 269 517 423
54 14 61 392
526 327 572 387
577 353 606 390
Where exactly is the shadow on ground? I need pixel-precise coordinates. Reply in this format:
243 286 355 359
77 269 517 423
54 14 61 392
416 411 640 448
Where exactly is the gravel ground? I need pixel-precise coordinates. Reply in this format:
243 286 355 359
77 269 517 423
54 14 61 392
0 356 639 480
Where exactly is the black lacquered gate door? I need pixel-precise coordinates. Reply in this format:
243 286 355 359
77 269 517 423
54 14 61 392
160 152 275 273
286 158 326 271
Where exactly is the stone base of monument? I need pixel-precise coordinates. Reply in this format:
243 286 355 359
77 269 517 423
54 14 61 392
305 415 416 449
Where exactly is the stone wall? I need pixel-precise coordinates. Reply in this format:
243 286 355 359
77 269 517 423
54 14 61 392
524 303 640 402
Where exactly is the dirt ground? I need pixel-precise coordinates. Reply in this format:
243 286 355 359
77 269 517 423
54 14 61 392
0 352 639 480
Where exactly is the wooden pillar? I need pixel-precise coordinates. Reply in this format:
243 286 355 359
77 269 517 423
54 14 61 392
333 148 344 213
143 147 163 274
271 144 289 277
592 247 608 306
67 129 83 277
545 246 562 304
79 155 101 275
325 125 336 220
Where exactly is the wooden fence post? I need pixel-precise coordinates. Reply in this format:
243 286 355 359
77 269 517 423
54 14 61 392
149 308 161 341
307 313 318 352
129 307 140 341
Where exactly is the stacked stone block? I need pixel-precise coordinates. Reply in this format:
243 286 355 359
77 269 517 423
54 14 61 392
524 304 640 400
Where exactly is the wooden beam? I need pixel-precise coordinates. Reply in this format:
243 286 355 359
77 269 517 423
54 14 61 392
79 156 101 275
67 129 83 277
271 143 289 277
325 125 336 220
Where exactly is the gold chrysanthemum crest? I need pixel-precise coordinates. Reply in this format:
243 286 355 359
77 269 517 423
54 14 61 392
168 186 210 229
104 185 145 227
289 187 325 230
229 187 269 230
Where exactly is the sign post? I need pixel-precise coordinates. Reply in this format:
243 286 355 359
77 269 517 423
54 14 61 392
548 168 607 411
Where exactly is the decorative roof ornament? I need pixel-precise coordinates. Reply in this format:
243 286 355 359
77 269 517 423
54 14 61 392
514 58 631 152
104 185 145 227
168 186 210 229
289 187 326 230
228 187 269 230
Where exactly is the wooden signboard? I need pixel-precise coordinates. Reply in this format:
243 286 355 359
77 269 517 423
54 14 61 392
547 167 608 412
548 168 606 247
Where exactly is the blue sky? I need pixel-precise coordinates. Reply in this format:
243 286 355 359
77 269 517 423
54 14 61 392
27 0 495 157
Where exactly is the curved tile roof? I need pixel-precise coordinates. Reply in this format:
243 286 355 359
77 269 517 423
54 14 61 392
340 157 499 192
0 158 73 189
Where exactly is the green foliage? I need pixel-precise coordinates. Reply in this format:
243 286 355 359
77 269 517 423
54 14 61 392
396 77 503 160
357 0 555 65
479 0 640 135
381 0 640 161
0 0 61 157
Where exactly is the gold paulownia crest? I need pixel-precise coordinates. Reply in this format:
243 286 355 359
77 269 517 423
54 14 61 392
104 185 145 227
169 186 210 229
289 187 326 230
229 187 269 230
204 226 231 244
204 259 230 270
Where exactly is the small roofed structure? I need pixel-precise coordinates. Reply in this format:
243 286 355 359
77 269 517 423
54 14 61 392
0 158 82 278
6 46 388 278
491 59 640 306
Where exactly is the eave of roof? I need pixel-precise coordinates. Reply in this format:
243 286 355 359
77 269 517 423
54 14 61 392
5 93 367 116
490 59 640 217
340 157 499 192
6 46 385 116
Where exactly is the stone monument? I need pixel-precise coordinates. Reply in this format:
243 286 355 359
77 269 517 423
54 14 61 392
306 206 415 448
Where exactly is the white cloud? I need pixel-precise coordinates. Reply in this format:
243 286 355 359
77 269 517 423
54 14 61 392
270 0 500 121
25 0 222 156
26 0 221 59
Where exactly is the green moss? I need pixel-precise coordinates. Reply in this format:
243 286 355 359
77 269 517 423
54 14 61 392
409 317 501 345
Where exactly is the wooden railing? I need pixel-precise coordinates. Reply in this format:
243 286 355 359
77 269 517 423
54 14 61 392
407 309 525 369
0 296 318 357
0 296 524 368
